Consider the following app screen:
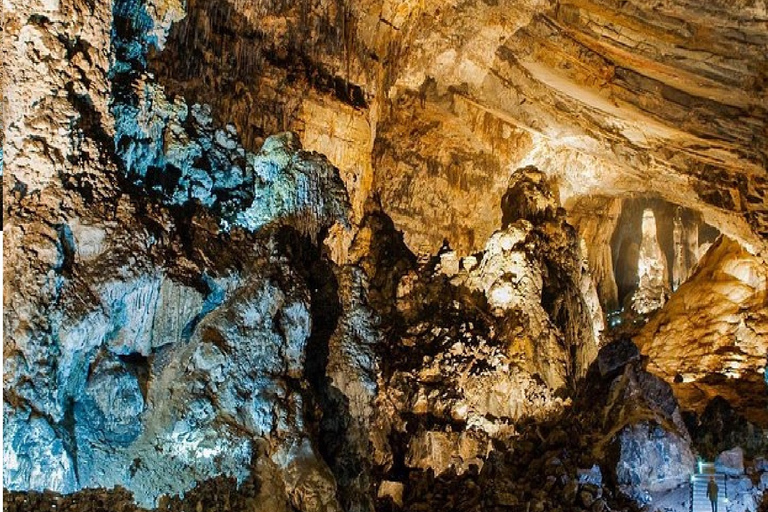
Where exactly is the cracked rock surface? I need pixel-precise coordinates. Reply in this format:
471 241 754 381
4 0 768 511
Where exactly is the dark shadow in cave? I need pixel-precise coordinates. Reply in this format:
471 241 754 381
274 225 374 512
146 0 368 152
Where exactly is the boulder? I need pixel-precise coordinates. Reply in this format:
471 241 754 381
716 447 745 476
725 476 759 512
597 338 640 377
611 422 695 493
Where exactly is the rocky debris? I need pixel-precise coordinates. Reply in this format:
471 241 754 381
404 431 488 475
578 465 603 487
4 470 268 512
386 360 686 512
725 474 767 512
368 308 703 512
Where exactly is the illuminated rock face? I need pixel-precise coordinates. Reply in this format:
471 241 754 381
1 232 346 508
3 0 768 510
635 236 768 423
631 209 669 315
570 196 722 321
126 0 768 256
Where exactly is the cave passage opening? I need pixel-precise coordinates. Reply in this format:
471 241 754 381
603 197 720 327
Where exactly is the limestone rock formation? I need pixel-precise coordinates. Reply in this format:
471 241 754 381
635 236 768 423
4 0 768 510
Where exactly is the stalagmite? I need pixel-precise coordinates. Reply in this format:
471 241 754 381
631 209 670 315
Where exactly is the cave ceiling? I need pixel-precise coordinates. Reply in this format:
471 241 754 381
139 0 768 256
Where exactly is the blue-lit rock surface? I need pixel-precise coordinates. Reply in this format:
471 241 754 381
110 0 349 233
2 0 350 503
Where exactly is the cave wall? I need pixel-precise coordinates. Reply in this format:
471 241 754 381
4 0 768 510
635 236 768 425
34 0 766 259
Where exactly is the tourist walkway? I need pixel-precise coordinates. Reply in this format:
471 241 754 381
692 463 726 512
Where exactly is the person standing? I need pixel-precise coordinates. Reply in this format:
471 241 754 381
707 476 719 512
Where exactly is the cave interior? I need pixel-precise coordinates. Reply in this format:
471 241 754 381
2 0 768 511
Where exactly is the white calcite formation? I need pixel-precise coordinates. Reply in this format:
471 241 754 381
631 209 670 315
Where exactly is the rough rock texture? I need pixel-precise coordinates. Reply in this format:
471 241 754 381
569 196 721 318
340 169 600 487
593 346 696 500
3 181 351 510
3 335 709 512
3 1 353 504
635 236 768 424
373 92 535 255
5 0 768 510
686 396 768 460
77 0 768 258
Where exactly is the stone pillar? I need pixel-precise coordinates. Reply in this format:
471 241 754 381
672 209 685 291
631 209 669 315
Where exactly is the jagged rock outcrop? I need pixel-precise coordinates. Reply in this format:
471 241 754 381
347 168 603 489
3 1 355 501
635 235 768 423
3 189 352 510
601 365 695 500
4 0 768 510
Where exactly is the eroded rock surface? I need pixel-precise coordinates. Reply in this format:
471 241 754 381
4 0 768 510
635 236 768 424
